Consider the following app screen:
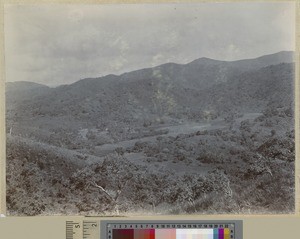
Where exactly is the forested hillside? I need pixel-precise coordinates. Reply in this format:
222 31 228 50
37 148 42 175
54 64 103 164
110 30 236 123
6 51 295 215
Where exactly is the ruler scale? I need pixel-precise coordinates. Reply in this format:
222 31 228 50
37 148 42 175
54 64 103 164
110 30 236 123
67 220 242 239
106 222 235 239
66 221 83 239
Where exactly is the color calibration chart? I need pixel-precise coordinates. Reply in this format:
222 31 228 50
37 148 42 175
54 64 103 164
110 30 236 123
104 221 243 239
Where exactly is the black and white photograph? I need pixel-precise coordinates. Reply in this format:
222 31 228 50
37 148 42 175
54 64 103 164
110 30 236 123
4 2 296 215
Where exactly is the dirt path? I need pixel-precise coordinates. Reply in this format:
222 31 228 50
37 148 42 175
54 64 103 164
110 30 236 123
94 122 226 156
94 113 262 157
7 113 263 167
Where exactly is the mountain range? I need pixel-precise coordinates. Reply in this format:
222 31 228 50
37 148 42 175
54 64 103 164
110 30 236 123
6 51 295 130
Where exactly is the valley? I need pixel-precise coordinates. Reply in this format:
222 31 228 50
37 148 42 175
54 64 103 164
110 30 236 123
6 52 295 215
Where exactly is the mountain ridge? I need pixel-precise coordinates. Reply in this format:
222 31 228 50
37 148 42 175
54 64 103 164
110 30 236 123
5 51 294 90
5 51 294 134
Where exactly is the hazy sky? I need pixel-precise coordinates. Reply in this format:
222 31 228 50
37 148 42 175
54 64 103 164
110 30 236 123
4 2 296 86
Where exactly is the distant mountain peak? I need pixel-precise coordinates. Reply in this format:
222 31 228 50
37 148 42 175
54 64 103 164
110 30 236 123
6 81 49 92
232 51 294 63
189 57 224 65
6 81 48 87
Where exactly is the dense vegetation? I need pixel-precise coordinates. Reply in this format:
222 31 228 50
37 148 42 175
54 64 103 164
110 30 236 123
6 106 294 215
6 52 295 215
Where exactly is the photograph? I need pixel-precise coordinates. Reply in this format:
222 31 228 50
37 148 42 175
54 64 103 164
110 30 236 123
4 2 296 216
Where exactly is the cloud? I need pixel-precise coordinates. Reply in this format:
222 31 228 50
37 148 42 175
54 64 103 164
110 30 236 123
4 2 295 86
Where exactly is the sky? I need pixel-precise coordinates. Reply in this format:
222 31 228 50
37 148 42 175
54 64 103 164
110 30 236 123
4 2 296 86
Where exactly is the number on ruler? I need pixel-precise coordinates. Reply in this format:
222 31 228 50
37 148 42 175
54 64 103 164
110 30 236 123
83 221 100 239
66 221 82 239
